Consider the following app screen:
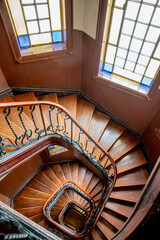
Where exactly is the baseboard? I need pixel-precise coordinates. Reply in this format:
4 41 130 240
0 88 13 100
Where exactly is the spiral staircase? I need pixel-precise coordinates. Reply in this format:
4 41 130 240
0 92 150 240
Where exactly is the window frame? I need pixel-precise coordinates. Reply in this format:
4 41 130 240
0 0 73 63
93 0 160 100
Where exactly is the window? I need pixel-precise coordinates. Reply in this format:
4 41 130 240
1 0 72 62
99 0 160 95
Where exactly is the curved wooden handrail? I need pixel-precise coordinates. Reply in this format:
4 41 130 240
0 100 117 238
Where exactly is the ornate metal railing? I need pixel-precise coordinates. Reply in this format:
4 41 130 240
0 100 117 238
43 180 94 236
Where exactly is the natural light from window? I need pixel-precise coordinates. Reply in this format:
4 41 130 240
6 0 66 55
100 0 160 94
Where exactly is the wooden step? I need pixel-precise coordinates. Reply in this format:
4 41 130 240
75 99 94 145
58 95 77 118
92 227 104 240
51 163 66 183
60 162 72 181
70 162 78 184
99 121 125 151
16 187 50 200
82 169 94 191
30 213 44 223
27 178 53 195
33 171 57 191
97 219 116 239
13 93 46 131
116 148 147 174
85 175 100 194
14 197 46 209
38 218 48 228
42 165 61 187
89 181 103 198
38 93 58 103
77 164 87 189
109 132 140 160
15 206 43 218
115 167 149 187
105 200 134 218
101 210 125 230
110 186 143 202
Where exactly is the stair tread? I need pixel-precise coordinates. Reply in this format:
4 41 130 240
85 175 100 194
16 186 50 199
51 163 66 183
115 167 149 187
110 187 143 202
58 95 77 118
13 92 46 130
97 219 116 239
70 162 78 184
29 213 44 223
92 228 103 240
77 164 87 189
88 111 110 141
101 210 125 230
38 93 58 103
34 171 57 191
109 132 140 161
26 178 53 195
41 165 61 187
116 148 147 174
14 197 46 209
105 200 134 218
60 162 72 181
82 169 94 191
15 206 43 218
99 121 126 150
89 181 103 198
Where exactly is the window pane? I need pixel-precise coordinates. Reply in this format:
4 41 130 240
37 4 49 19
141 42 155 56
27 21 39 34
145 59 160 78
154 41 160 59
122 19 135 35
49 0 61 31
138 55 150 66
115 57 125 68
105 45 116 64
130 38 142 52
115 0 126 8
125 61 135 71
146 27 160 43
39 20 51 32
119 34 131 49
134 23 148 39
117 48 127 58
21 0 34 4
125 1 140 20
127 51 138 62
114 66 142 82
109 8 123 45
7 0 27 35
30 33 52 45
135 64 146 74
151 8 160 26
23 6 37 20
138 4 154 24
35 0 47 3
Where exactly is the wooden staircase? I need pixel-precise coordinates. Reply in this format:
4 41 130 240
0 93 149 239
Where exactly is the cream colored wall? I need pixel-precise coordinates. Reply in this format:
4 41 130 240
73 0 99 39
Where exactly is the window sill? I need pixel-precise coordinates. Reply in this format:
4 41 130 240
16 42 73 64
95 71 151 100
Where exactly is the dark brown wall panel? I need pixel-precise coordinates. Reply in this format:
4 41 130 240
142 109 160 168
81 32 160 134
0 154 43 198
0 17 82 90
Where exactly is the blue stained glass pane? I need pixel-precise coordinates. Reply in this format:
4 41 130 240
141 76 152 86
139 84 150 93
17 35 30 48
52 31 62 43
104 63 113 73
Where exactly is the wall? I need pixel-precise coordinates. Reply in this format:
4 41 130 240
143 109 160 168
0 154 43 198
